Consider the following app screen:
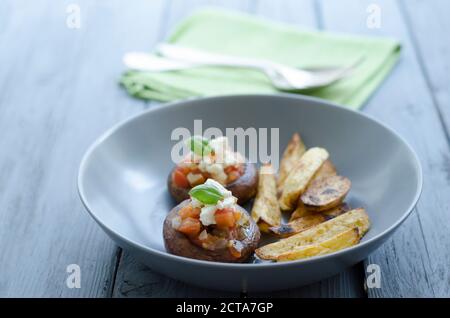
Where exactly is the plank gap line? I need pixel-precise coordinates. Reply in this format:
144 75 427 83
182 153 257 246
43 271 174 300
397 0 450 147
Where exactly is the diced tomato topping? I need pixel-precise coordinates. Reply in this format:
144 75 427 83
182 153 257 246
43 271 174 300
224 166 234 174
189 167 201 174
178 205 201 219
225 165 244 183
227 171 240 183
173 168 189 188
215 208 236 229
177 217 201 236
228 245 242 258
178 165 191 174
202 172 211 179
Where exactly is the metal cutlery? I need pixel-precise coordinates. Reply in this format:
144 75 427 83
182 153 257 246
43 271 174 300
123 44 364 91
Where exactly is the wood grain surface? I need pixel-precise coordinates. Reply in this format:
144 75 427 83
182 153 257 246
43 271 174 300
0 0 448 297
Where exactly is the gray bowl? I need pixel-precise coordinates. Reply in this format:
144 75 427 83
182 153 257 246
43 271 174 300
78 94 422 292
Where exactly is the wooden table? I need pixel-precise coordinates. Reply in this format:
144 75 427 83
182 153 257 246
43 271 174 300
1 0 449 298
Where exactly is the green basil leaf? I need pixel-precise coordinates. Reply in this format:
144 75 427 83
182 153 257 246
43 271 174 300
187 136 212 157
189 184 224 205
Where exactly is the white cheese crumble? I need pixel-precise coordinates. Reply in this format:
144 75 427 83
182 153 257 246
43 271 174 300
190 197 203 208
216 196 237 210
209 136 229 154
171 216 182 229
205 163 228 185
196 179 239 226
200 205 217 226
209 136 244 168
186 172 203 185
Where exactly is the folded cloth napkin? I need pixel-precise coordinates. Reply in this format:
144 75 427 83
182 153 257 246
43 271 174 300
121 8 400 109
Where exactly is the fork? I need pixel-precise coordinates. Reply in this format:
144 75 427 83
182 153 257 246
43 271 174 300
123 44 364 91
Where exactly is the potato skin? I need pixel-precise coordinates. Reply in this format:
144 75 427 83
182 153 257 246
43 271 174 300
163 200 261 263
301 175 351 212
167 163 258 205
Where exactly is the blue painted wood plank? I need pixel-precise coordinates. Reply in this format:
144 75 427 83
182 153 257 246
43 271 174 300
0 0 166 297
400 0 450 141
397 0 450 297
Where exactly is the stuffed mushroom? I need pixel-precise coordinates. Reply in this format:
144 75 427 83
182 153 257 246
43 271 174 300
168 136 257 204
163 179 261 262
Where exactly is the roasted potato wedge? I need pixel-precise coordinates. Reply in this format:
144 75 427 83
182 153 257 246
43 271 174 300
289 201 312 221
269 214 327 237
322 203 351 218
271 203 349 237
251 164 282 232
287 160 337 220
288 160 337 221
301 175 351 212
290 198 350 223
279 147 329 211
314 160 337 180
277 133 306 192
255 208 370 260
276 228 360 261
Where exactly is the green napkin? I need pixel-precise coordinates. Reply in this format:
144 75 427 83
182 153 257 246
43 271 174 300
121 8 400 109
